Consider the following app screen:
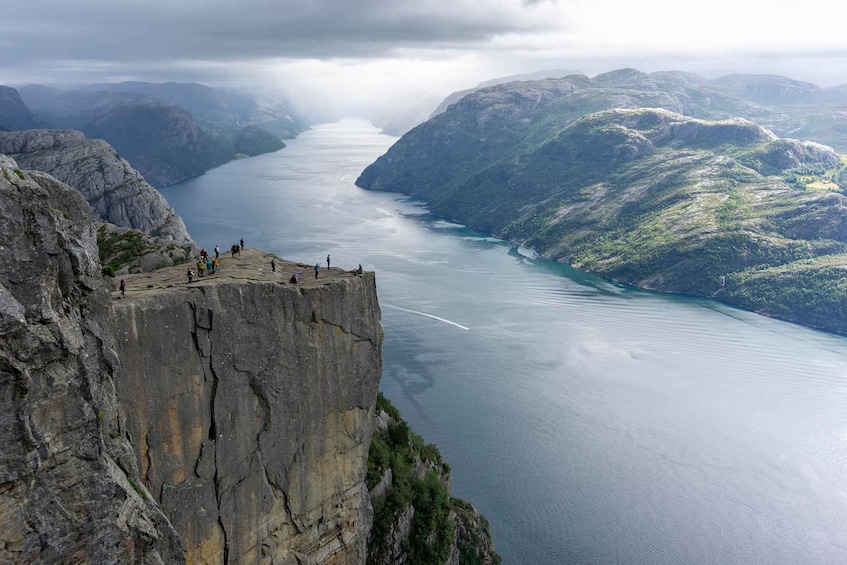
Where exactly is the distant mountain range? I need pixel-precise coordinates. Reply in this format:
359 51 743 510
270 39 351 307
358 70 847 335
0 82 306 186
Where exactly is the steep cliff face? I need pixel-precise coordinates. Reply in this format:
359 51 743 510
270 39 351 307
0 129 192 243
0 156 183 563
110 253 383 564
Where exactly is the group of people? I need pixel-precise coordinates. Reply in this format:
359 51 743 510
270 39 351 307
117 237 365 291
284 254 362 284
230 238 244 257
187 241 231 283
195 246 222 278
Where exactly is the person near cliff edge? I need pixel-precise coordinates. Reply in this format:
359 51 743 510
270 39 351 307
326 254 331 269
240 238 244 250
119 278 125 296
314 263 320 279
187 268 194 284
271 258 276 273
214 245 220 260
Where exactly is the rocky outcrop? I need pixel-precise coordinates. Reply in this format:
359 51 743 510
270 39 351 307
0 156 183 563
97 223 195 275
0 161 386 563
0 129 192 243
110 254 384 564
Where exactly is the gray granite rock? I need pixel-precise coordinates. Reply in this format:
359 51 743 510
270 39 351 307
111 270 384 564
0 158 183 563
0 130 192 244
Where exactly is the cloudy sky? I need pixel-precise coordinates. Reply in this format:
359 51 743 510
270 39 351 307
4 0 847 115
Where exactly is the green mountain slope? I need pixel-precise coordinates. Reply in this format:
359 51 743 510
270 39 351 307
358 107 847 335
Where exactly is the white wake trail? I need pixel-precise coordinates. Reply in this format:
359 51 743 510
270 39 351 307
383 304 471 331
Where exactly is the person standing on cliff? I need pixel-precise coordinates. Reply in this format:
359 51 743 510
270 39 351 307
187 268 194 284
326 254 331 269
214 245 220 260
271 258 276 273
119 278 125 296
314 263 320 279
240 238 244 250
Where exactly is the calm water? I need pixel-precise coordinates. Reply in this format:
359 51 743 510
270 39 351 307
161 119 847 565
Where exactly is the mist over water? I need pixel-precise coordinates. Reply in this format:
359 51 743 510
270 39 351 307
161 119 847 564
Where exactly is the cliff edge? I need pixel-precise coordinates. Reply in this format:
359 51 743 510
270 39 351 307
111 249 384 564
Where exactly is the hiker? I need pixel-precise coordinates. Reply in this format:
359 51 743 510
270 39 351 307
355 264 363 275
326 254 331 269
290 272 299 284
206 257 214 274
119 278 126 296
200 248 207 260
187 268 194 283
231 244 236 257
214 245 220 259
240 238 244 250
213 257 220 273
314 263 320 279
197 260 205 277
271 259 276 273
235 244 240 257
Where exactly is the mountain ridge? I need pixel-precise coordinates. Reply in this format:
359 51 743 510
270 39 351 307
358 106 847 335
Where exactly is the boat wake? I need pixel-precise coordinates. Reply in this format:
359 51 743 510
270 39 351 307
383 303 471 331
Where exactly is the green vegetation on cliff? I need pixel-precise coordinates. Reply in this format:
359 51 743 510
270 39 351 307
97 223 193 276
367 393 501 565
359 106 847 335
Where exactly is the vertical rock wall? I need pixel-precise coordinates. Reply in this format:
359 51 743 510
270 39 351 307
0 158 183 563
111 276 383 564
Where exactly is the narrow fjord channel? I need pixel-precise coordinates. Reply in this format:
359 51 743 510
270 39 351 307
161 119 847 565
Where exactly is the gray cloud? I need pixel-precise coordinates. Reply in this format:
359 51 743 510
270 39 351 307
1 0 550 67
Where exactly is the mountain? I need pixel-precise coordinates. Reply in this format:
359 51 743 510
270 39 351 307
710 74 822 105
0 129 193 242
81 102 240 186
78 81 305 138
0 86 41 130
358 70 777 200
429 69 582 118
15 83 297 186
358 106 847 335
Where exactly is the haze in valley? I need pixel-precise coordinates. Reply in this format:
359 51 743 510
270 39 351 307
3 0 847 123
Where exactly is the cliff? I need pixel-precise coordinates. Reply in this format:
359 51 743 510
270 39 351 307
110 250 384 564
0 129 192 243
0 158 385 562
0 155 183 562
